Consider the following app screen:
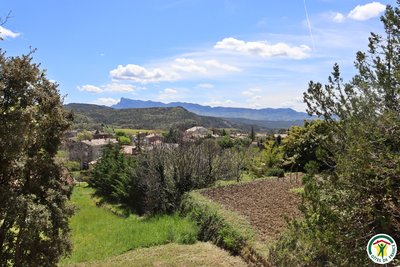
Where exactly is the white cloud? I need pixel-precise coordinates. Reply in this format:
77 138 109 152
110 64 178 83
172 58 208 73
204 59 240 72
78 85 103 93
93 98 119 106
110 57 239 83
348 2 386 21
241 87 265 108
164 88 177 94
158 88 179 100
0 26 20 39
281 97 304 109
214 37 311 59
241 87 262 96
172 57 240 73
105 83 136 92
197 83 214 89
332 12 346 23
78 83 136 93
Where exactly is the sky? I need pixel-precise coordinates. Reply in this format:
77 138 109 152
1 0 397 111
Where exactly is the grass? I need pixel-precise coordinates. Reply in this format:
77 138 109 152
290 187 304 194
213 171 274 187
69 242 247 267
114 128 162 136
181 191 270 266
61 186 198 266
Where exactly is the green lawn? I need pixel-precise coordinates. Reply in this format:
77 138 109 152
61 186 198 266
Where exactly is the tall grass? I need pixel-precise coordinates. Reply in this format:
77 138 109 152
61 186 198 265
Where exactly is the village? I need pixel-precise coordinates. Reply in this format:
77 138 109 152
64 126 288 171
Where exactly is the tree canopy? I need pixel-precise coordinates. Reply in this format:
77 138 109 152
0 50 73 266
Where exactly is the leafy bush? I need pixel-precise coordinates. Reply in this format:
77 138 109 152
180 191 254 254
115 130 128 137
77 130 93 141
65 160 81 171
118 135 131 145
265 167 284 177
180 191 270 266
218 136 234 149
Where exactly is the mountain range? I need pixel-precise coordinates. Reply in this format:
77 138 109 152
65 103 243 130
112 98 311 121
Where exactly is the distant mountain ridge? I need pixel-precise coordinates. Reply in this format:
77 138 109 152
64 103 244 130
112 98 311 121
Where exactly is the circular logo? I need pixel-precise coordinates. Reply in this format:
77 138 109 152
367 234 397 264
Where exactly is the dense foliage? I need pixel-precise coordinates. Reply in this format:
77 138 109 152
0 51 73 266
90 139 247 215
270 4 400 266
282 120 332 172
247 138 284 178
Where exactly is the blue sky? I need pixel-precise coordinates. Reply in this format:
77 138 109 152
1 0 396 111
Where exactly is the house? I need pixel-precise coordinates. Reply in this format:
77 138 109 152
143 133 164 145
184 126 211 139
67 138 117 169
121 145 136 155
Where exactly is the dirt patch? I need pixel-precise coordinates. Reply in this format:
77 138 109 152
201 178 302 242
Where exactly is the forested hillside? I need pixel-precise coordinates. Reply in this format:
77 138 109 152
65 103 244 130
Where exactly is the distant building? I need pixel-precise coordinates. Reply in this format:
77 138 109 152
143 133 164 145
256 133 266 139
184 126 211 139
67 138 117 168
273 133 288 139
121 145 136 155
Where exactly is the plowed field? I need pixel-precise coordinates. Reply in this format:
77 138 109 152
201 178 302 242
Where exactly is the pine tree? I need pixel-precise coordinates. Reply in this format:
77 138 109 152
271 3 400 266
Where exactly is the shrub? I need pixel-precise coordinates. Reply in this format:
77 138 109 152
90 139 249 216
180 191 270 266
265 167 284 177
65 160 81 171
77 130 93 141
118 135 131 145
180 191 254 254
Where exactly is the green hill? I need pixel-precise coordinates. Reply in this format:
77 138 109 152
64 103 243 130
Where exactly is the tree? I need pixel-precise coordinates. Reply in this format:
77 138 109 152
282 120 331 172
249 126 255 141
0 50 74 266
76 129 93 141
89 144 137 207
271 3 400 266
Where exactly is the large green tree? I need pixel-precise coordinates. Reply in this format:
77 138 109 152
271 3 400 266
0 50 73 266
282 120 332 172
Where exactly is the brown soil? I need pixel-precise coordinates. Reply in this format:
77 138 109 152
201 177 302 242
